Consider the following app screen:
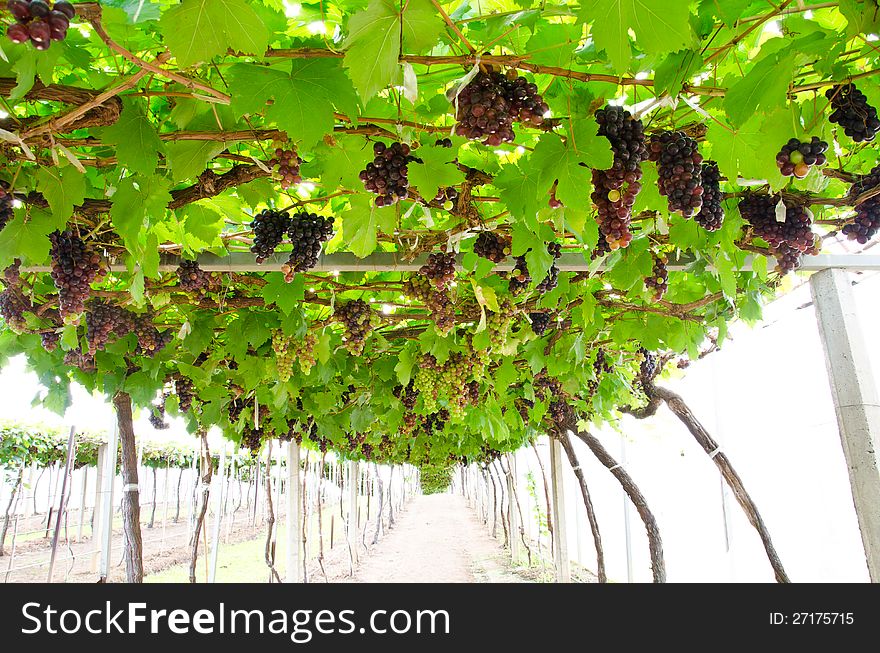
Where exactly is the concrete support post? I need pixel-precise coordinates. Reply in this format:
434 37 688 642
286 442 302 582
549 438 571 583
347 461 359 566
506 454 521 564
811 268 880 581
208 443 226 583
99 419 119 582
90 447 105 572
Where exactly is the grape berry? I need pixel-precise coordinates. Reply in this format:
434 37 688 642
267 146 302 190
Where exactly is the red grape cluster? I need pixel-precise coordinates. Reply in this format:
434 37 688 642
419 251 456 291
529 311 552 336
739 194 819 273
404 274 455 335
473 231 510 263
49 230 103 323
149 403 169 430
827 84 880 143
175 260 217 295
776 137 828 178
842 164 880 244
250 209 290 263
172 373 195 413
133 314 173 356
6 1 74 50
281 212 335 281
40 330 60 351
534 372 573 425
0 286 29 332
592 106 649 250
503 68 549 127
591 234 612 259
535 242 562 293
695 161 724 231
334 299 375 355
0 180 14 231
644 255 668 300
453 68 515 145
85 300 135 354
648 131 704 217
359 141 414 207
63 349 96 373
267 146 302 190
638 347 658 382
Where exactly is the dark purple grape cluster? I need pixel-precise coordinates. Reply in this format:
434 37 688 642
592 106 649 250
638 347 658 382
503 68 549 127
534 372 572 425
173 374 195 413
359 141 414 207
535 242 562 293
433 186 459 210
40 329 60 351
453 68 515 146
435 137 453 148
419 251 456 291
133 314 173 356
842 164 880 244
334 299 374 355
473 231 510 263
49 230 102 323
776 137 828 178
250 209 291 263
85 300 135 354
175 260 216 295
404 274 455 335
695 161 724 231
507 255 531 294
149 402 169 430
267 145 302 190
644 255 668 300
2 259 19 286
591 233 612 259
63 349 96 373
0 287 28 332
529 312 551 336
739 194 819 273
827 83 880 143
281 212 335 281
6 1 74 50
0 180 14 231
648 131 704 217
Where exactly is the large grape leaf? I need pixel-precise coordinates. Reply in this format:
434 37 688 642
343 0 401 101
100 99 163 175
0 210 60 268
342 195 396 258
160 0 270 67
402 0 444 52
310 136 375 192
709 108 789 186
723 49 796 128
228 60 356 146
580 0 695 73
495 164 542 232
35 166 86 224
408 147 466 202
165 141 226 183
110 175 172 247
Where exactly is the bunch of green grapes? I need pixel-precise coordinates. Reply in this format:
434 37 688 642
272 330 296 382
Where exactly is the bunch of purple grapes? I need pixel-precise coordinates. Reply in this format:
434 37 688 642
175 260 217 295
592 106 649 250
49 229 103 323
419 252 456 291
739 194 819 272
0 180 14 231
775 137 828 178
281 212 335 281
535 242 562 293
359 142 414 207
6 1 74 50
85 300 135 354
473 231 510 263
267 145 302 190
644 255 668 300
250 209 290 263
827 83 880 143
648 131 704 217
842 164 880 244
695 161 724 231
453 68 516 146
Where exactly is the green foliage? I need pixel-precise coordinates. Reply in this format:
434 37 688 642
419 463 452 494
0 0 876 467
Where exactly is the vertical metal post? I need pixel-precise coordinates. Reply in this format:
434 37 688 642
77 466 88 543
99 419 120 582
347 460 359 566
286 442 301 582
549 438 571 583
90 445 106 572
811 268 880 581
208 443 226 583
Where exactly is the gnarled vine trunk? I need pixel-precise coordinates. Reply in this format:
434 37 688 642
113 391 144 583
263 441 281 583
648 383 789 583
0 466 23 556
564 419 666 583
188 429 211 584
555 431 607 583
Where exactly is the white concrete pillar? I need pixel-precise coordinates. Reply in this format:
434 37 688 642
811 268 880 581
286 442 302 582
506 454 521 564
549 438 571 583
347 460 359 566
99 420 119 582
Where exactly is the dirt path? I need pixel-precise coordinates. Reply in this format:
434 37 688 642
344 493 524 583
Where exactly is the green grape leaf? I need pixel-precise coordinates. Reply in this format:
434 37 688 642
723 48 796 128
0 210 59 268
100 98 163 175
342 194 395 258
160 0 270 67
343 0 401 101
35 166 87 224
580 0 695 73
408 147 466 203
402 0 444 52
165 141 226 183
